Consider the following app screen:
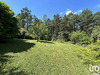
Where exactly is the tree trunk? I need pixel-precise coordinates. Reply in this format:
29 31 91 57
27 16 28 31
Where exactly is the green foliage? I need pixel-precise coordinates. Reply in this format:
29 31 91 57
32 23 48 41
16 8 100 42
70 31 81 44
52 14 61 40
2 4 99 44
79 35 91 46
91 26 100 43
59 14 73 41
76 40 100 64
79 8 94 34
16 7 33 32
70 31 91 45
93 12 100 23
0 2 19 39
51 34 57 41
56 39 65 43
17 28 33 39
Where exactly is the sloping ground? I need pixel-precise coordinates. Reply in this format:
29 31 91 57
0 39 92 75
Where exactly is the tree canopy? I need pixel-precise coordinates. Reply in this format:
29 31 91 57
1 1 100 42
0 2 19 40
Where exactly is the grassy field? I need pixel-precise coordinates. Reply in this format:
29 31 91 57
0 39 92 75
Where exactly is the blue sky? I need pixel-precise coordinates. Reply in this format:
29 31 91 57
1 0 100 19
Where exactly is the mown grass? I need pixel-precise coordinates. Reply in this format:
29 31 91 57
0 39 92 75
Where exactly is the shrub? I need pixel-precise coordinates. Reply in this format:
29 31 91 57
70 31 90 45
17 28 33 39
52 34 57 41
79 35 91 46
56 39 65 43
70 31 81 44
76 40 100 64
91 26 100 43
25 33 33 39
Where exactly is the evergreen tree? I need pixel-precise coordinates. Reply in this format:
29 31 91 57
79 8 93 35
52 14 61 40
43 14 47 25
19 7 33 31
93 12 100 27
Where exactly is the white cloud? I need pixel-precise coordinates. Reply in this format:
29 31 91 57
65 8 72 15
74 12 77 14
60 8 72 15
74 10 82 14
66 10 72 15
66 8 70 11
97 4 100 8
60 9 82 15
60 12 63 15
78 10 82 12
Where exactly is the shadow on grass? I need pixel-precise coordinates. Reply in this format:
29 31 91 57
38 40 54 44
0 39 35 74
0 66 27 75
0 39 35 54
0 54 28 75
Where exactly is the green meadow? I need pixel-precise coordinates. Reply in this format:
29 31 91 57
0 39 92 75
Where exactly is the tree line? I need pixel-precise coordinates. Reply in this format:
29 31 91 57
0 1 100 43
16 7 100 41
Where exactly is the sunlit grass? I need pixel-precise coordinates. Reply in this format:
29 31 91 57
0 39 92 75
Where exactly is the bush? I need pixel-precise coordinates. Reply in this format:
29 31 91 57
0 2 19 40
70 31 91 45
91 26 100 43
52 34 57 41
25 33 33 39
56 39 65 43
79 35 91 46
76 40 100 64
17 28 33 39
